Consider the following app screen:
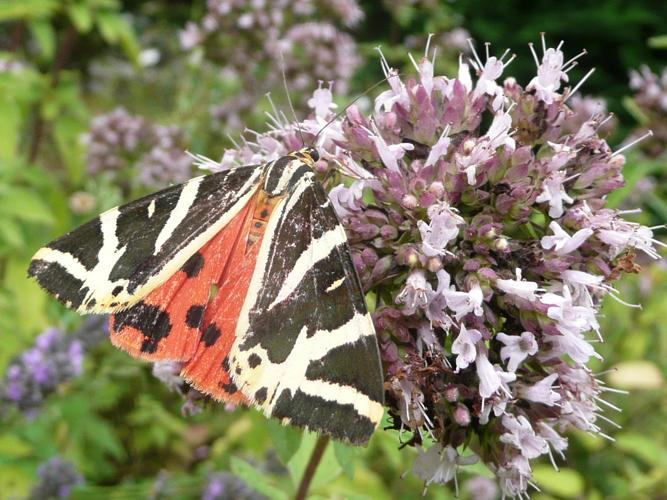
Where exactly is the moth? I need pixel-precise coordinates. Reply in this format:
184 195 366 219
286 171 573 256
28 147 384 444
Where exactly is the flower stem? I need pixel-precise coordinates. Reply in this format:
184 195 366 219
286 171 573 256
295 435 330 500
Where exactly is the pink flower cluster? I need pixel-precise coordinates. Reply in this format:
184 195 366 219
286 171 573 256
629 65 667 158
181 0 362 128
199 36 663 496
86 108 192 189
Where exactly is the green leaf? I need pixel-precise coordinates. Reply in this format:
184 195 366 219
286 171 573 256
266 419 303 464
230 456 289 500
615 433 667 468
333 441 357 479
0 186 55 224
645 192 667 225
28 18 56 59
532 465 584 498
53 113 87 185
67 2 93 33
0 464 31 499
648 34 667 48
0 217 25 248
606 158 664 208
622 96 650 125
0 435 33 460
96 11 140 64
0 99 22 160
0 0 58 21
288 433 342 494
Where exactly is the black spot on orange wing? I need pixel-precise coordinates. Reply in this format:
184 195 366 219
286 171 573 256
202 324 221 346
181 252 204 278
220 380 238 394
186 305 205 328
113 302 172 354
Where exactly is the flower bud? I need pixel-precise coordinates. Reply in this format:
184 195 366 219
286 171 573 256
427 256 442 273
401 194 419 210
453 403 471 426
444 385 459 402
494 237 509 251
428 181 445 197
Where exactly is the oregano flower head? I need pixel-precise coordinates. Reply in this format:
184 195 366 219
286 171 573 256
196 35 663 496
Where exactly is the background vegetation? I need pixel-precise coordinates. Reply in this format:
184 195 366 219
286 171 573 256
0 0 665 498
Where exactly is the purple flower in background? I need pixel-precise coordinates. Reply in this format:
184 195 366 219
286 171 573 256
180 0 363 128
0 317 106 417
86 108 192 189
29 456 84 499
197 35 662 496
202 472 266 500
463 475 499 500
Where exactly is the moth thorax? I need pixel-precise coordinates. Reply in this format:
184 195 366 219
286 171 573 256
262 154 313 196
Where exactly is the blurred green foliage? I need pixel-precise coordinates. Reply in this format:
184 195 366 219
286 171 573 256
0 0 665 499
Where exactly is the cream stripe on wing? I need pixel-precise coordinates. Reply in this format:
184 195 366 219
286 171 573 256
267 226 347 310
31 248 89 281
235 312 377 414
298 379 384 423
153 176 203 254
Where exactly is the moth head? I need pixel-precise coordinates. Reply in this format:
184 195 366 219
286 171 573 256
294 147 319 165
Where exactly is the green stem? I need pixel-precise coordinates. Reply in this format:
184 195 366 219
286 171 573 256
294 435 330 500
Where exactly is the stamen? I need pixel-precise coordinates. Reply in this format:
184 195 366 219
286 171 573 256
595 368 618 376
485 41 490 60
595 412 623 428
600 386 629 395
540 32 547 54
264 92 282 123
565 67 596 101
562 60 579 73
556 40 564 51
563 49 588 70
606 291 642 309
375 46 390 76
226 133 240 148
597 431 616 442
425 32 434 58
528 42 540 67
408 52 420 73
453 470 460 498
467 38 484 69
611 130 654 157
503 53 517 68
546 447 559 471
264 111 283 130
185 151 220 169
594 396 622 412
431 46 438 67
596 112 615 129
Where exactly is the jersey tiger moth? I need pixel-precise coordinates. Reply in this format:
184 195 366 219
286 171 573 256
28 147 385 445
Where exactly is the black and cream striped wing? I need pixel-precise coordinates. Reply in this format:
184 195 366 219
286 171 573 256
28 166 263 314
228 171 385 445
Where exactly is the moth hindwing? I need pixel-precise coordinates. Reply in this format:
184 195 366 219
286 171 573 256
28 148 385 445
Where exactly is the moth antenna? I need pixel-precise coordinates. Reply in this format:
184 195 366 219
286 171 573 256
311 73 401 148
279 51 306 148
